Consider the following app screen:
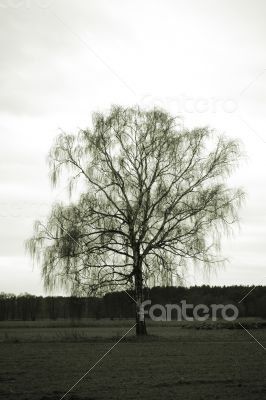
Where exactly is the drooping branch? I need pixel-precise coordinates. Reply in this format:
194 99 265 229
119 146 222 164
27 106 244 295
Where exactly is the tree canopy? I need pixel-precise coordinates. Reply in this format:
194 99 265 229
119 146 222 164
27 106 244 297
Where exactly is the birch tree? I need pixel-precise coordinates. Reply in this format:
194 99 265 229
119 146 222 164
27 106 244 335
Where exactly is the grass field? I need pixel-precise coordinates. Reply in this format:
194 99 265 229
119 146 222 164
0 319 266 400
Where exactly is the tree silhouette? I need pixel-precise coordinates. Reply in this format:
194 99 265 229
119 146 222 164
26 106 244 335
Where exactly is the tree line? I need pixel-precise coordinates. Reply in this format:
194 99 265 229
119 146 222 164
0 285 265 321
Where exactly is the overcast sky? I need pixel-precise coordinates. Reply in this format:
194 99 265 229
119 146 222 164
0 0 266 295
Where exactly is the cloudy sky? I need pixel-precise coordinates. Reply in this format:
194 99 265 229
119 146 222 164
0 0 265 295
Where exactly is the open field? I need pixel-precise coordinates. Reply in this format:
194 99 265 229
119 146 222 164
0 320 266 399
1 318 266 342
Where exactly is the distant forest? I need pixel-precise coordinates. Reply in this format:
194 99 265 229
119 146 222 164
0 286 265 321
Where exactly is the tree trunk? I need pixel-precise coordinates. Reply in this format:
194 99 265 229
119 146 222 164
134 259 147 336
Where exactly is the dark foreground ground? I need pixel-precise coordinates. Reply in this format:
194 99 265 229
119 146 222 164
0 320 266 400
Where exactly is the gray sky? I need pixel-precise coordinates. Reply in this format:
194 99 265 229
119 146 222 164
0 0 266 295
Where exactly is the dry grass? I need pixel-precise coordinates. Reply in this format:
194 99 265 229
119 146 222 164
0 329 266 399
